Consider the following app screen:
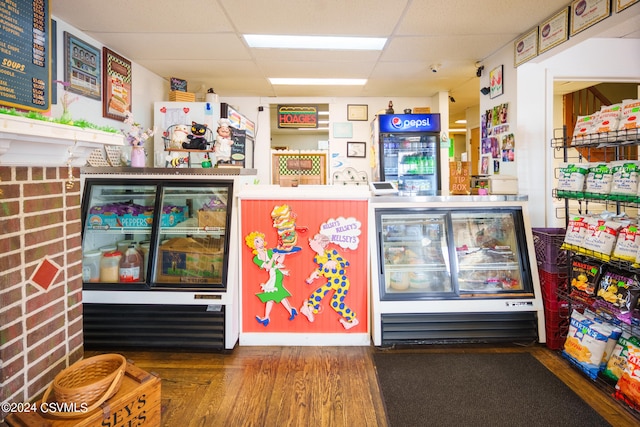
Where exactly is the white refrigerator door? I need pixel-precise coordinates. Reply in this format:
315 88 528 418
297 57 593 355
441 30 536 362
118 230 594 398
153 102 220 167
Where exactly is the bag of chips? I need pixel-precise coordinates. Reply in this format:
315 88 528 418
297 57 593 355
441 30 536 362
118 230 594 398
612 222 640 262
582 218 623 261
572 113 599 144
557 163 589 198
569 256 603 305
603 332 640 381
562 216 589 251
584 162 613 199
563 309 614 380
615 340 640 410
594 267 640 325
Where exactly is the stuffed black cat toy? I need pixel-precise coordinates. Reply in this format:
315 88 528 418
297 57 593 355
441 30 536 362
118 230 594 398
182 122 209 150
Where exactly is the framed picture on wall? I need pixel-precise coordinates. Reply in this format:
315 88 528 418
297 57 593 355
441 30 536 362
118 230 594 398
103 48 132 121
539 7 569 54
63 32 101 100
489 65 503 99
513 27 538 66
347 142 366 158
347 104 368 121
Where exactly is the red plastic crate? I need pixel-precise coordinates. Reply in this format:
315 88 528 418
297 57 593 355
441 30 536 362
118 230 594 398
532 228 568 273
544 309 570 350
543 295 569 312
545 325 568 350
538 270 569 300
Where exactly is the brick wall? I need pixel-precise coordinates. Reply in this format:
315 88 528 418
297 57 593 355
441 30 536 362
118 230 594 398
0 166 83 419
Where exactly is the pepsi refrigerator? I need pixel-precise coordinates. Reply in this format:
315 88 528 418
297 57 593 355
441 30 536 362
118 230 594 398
374 114 441 195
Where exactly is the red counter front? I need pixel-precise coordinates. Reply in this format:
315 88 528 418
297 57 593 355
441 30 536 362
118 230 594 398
238 186 370 345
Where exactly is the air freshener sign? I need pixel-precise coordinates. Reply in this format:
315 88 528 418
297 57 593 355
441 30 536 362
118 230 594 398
0 0 51 111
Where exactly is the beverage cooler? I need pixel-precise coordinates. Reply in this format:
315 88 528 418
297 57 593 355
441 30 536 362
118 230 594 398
369 195 545 346
373 114 441 195
80 169 255 350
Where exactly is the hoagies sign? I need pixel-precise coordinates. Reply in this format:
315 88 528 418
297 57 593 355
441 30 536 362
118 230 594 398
277 105 318 128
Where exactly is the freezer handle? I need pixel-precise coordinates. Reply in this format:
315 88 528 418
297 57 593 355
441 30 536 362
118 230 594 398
378 231 385 275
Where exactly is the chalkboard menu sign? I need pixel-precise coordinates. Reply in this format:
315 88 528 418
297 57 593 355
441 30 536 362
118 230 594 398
0 0 51 111
230 128 246 167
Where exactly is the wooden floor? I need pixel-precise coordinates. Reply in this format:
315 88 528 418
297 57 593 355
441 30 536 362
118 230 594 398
88 344 640 427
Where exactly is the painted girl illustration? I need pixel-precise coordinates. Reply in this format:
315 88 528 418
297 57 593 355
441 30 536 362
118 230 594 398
245 231 297 326
300 233 359 330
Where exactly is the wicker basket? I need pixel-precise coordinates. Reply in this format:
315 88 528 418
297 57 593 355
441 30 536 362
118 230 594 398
41 353 126 417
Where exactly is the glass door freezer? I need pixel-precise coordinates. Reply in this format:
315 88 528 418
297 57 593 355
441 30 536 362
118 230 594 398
370 195 545 347
80 169 256 350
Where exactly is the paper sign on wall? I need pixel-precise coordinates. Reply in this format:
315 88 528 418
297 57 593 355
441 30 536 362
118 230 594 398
320 217 361 250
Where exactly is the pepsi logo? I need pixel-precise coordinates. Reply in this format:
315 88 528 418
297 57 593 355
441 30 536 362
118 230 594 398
391 117 403 129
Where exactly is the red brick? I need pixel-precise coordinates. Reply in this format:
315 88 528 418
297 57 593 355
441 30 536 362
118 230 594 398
67 236 82 255
0 233 21 253
46 167 57 179
0 200 19 217
24 211 64 229
1 373 25 402
32 167 44 180
68 316 83 336
66 260 82 280
27 330 65 369
70 345 83 364
0 253 21 275
67 289 83 308
27 359 66 399
26 291 65 320
68 332 83 352
0 321 24 344
23 196 64 213
0 166 12 182
0 217 21 234
68 303 83 324
26 300 64 331
67 247 82 263
1 354 25 382
0 183 20 199
0 283 24 307
66 193 81 208
0 336 24 361
66 220 81 235
23 182 63 198
15 167 28 181
26 313 65 347
24 240 64 264
0 304 23 329
25 226 64 247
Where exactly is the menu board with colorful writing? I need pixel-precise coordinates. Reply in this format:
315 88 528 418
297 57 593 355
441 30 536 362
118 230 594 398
0 0 50 111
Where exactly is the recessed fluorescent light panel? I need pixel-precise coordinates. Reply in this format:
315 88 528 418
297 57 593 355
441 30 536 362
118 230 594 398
269 78 366 86
244 34 386 50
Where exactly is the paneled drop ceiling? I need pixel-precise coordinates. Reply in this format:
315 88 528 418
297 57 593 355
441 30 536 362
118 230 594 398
51 0 640 129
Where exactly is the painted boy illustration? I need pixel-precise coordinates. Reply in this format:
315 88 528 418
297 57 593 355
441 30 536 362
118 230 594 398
300 233 359 330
